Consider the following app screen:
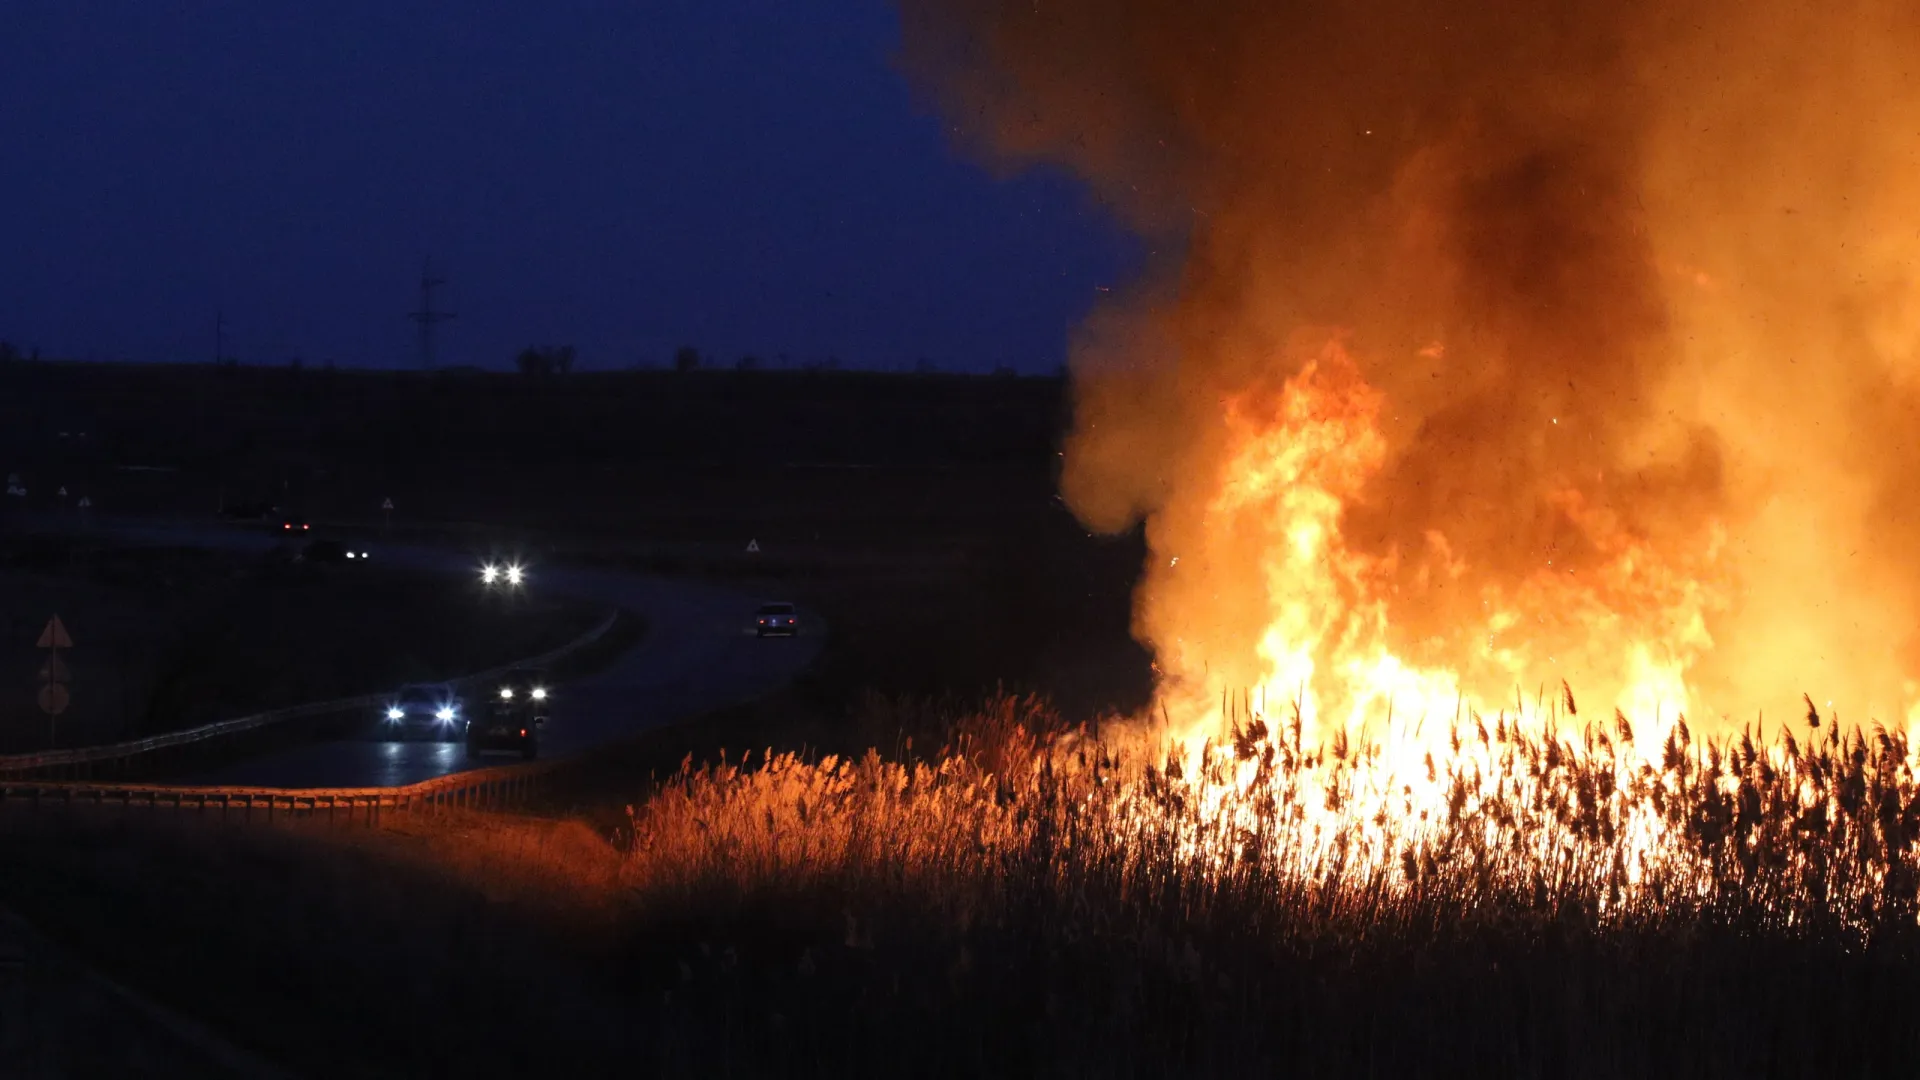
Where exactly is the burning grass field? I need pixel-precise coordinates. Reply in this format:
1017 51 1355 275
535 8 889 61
12 690 1912 1076
615 692 1920 1076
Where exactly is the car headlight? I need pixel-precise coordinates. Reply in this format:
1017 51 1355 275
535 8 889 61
436 707 455 721
499 687 513 700
530 688 546 701
481 565 499 584
505 565 524 585
386 707 403 720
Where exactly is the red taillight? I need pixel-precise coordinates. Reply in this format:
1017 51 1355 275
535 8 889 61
303 524 309 530
283 524 290 530
519 728 527 737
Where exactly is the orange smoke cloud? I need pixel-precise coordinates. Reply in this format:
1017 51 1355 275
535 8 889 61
898 0 1920 738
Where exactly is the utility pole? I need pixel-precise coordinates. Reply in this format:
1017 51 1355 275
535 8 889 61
407 259 455 370
215 310 225 364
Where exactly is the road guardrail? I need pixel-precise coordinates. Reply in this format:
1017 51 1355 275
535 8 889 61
0 609 621 781
0 755 556 824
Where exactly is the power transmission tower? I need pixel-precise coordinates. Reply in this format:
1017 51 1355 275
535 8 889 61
406 259 455 370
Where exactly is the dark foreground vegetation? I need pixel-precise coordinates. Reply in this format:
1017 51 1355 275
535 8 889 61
3 691 1917 1079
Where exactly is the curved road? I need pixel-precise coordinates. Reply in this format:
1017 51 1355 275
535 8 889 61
72 520 823 788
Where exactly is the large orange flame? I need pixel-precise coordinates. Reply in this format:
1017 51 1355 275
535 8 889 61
1149 335 1731 776
898 0 1920 794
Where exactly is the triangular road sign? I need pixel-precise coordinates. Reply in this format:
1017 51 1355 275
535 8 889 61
381 497 394 511
746 539 760 554
77 496 91 509
37 615 73 649
56 486 67 498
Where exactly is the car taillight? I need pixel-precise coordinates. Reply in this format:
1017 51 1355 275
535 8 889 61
519 729 527 737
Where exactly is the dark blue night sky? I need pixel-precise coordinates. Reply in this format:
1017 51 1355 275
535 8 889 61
0 2 1135 372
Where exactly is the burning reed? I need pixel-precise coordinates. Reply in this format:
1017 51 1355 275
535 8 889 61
619 692 1920 1075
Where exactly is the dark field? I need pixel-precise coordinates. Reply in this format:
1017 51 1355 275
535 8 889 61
0 361 1068 547
0 361 1155 719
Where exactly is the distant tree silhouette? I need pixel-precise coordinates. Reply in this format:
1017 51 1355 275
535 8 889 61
516 346 550 377
993 364 1018 378
914 357 938 375
515 345 575 377
0 341 18 364
674 345 702 373
735 353 761 371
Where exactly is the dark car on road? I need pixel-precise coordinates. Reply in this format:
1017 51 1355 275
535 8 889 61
301 539 370 564
756 602 798 637
278 512 310 534
381 682 463 741
467 667 549 759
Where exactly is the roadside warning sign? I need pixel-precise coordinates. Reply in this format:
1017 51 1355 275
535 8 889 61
77 496 91 509
381 497 394 511
56 487 66 498
37 684 69 717
36 616 73 650
746 539 760 553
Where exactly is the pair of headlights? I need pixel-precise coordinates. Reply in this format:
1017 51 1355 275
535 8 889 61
479 564 524 586
386 706 458 721
498 687 546 701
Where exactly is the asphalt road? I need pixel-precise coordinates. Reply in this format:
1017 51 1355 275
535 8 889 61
64 519 823 788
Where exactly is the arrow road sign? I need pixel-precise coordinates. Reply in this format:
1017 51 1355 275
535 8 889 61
36 616 73 650
39 653 69 684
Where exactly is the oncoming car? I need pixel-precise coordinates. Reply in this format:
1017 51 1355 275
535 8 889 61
467 667 548 759
381 682 463 741
302 539 371 564
755 602 798 638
